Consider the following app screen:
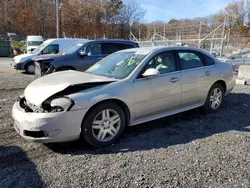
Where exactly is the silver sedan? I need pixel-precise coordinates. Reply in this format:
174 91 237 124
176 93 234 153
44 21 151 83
12 47 235 147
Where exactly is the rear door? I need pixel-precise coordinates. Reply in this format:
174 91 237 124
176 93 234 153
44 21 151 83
177 50 214 107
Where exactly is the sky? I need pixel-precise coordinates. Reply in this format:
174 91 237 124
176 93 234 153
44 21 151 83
126 0 233 22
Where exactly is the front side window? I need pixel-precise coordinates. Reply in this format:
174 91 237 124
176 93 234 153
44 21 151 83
60 43 84 55
143 51 176 74
178 51 204 70
42 44 59 54
83 43 102 56
31 43 47 54
86 51 147 79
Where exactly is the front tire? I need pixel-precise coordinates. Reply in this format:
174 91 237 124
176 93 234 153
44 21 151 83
25 62 35 74
204 83 224 112
81 102 126 147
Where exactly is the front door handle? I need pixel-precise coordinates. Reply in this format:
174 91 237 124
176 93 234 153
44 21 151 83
98 58 103 60
170 77 179 83
205 71 211 76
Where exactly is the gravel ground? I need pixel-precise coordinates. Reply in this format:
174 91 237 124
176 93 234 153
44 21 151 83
1 58 250 188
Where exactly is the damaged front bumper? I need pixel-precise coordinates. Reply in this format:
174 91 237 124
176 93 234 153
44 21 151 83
34 61 55 78
12 101 88 143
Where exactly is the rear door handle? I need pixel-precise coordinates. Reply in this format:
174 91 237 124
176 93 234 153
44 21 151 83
98 58 103 60
205 71 211 76
170 77 179 83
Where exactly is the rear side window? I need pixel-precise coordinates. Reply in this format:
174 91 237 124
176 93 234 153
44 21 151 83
116 43 135 50
42 44 59 54
204 55 215 66
102 43 120 54
101 43 136 55
178 51 204 70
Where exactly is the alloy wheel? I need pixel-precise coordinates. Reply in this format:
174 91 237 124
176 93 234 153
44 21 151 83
92 109 121 142
27 64 35 73
209 88 223 110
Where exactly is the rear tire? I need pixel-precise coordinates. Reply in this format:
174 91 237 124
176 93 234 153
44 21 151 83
204 83 224 112
81 102 126 147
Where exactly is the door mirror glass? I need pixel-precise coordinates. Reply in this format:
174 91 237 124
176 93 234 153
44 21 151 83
79 51 87 57
142 68 160 77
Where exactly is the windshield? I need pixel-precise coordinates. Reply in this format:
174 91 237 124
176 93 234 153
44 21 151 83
60 43 84 55
27 41 43 46
31 43 47 54
85 51 147 79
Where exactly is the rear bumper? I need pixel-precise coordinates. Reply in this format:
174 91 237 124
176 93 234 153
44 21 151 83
225 76 235 95
12 101 88 143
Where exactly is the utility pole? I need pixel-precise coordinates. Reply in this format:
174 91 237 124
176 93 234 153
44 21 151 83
220 19 226 58
139 28 141 42
129 28 131 40
56 0 59 38
6 0 11 32
210 31 215 54
198 21 202 48
227 28 231 52
164 25 166 39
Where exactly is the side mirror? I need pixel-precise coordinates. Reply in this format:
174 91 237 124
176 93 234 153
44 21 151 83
142 68 160 77
79 51 87 57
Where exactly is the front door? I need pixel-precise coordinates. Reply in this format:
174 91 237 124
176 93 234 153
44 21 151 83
77 42 105 71
134 51 182 120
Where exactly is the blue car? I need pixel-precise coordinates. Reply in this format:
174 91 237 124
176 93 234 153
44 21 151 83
33 39 139 77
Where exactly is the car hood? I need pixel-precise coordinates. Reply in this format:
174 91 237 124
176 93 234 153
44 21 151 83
14 53 34 62
32 54 62 61
24 70 117 106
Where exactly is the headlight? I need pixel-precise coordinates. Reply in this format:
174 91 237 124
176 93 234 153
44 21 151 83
49 97 75 112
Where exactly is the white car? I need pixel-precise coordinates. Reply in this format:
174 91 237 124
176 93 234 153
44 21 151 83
26 35 44 53
12 47 235 147
11 38 88 74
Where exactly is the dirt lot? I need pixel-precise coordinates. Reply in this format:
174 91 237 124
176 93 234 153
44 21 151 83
1 57 250 188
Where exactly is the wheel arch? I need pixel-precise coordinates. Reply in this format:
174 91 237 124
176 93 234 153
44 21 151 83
83 98 131 127
213 80 227 93
24 60 34 70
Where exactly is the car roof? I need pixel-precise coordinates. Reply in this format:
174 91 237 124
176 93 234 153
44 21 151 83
90 39 138 44
45 38 89 43
120 46 213 56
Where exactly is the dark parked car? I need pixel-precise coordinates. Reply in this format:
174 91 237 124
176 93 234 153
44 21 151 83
33 39 139 77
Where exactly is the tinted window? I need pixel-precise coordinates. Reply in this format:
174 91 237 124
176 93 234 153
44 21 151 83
116 43 135 50
60 43 84 55
178 51 203 70
204 55 215 66
102 43 120 54
42 44 59 54
143 51 176 74
84 43 102 56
